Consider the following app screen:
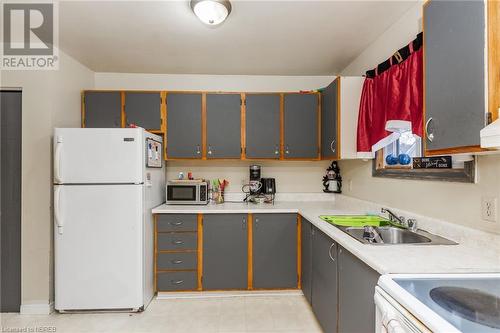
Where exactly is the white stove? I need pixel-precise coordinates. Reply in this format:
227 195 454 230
376 274 500 333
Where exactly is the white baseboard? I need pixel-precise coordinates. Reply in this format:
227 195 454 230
20 301 54 315
156 290 303 300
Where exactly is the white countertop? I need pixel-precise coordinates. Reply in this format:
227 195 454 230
152 198 500 275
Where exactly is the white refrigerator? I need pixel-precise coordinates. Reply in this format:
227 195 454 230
53 128 165 312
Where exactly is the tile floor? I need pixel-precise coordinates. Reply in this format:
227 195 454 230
1 295 323 333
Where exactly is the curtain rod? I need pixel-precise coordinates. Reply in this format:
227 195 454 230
365 32 423 79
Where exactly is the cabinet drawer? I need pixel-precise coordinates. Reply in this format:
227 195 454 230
157 271 197 291
157 214 198 232
157 252 197 270
157 233 197 251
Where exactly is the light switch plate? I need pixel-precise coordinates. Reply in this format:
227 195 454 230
481 197 498 223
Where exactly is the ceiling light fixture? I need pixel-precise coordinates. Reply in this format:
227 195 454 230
190 0 232 26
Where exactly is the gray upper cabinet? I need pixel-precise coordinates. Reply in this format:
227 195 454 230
424 0 485 151
202 214 248 290
321 79 339 159
206 94 241 159
284 94 319 159
338 245 379 333
83 91 121 128
252 214 297 289
311 227 338 333
166 93 202 159
301 218 313 304
245 94 281 159
124 92 162 130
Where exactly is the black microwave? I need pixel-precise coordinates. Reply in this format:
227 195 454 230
166 181 209 205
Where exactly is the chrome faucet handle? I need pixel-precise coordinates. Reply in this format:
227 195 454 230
406 219 418 232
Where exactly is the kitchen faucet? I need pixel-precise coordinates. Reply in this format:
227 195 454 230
381 208 418 232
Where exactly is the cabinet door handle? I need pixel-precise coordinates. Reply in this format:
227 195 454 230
285 145 290 155
425 117 434 142
170 221 183 226
255 218 259 228
171 279 184 285
328 243 336 262
330 139 336 153
242 218 246 230
171 259 183 264
172 240 184 245
196 145 201 155
208 145 213 155
274 144 279 156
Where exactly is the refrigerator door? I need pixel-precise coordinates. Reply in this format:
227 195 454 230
54 128 144 184
54 184 144 311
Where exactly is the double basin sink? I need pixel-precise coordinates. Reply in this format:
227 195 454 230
320 215 456 245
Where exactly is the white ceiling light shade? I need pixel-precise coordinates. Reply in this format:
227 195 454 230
190 0 232 26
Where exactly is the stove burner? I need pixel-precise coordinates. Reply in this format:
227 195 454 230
430 286 500 329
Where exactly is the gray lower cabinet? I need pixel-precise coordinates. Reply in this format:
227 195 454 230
321 79 339 159
245 94 281 159
83 91 121 128
311 226 338 333
202 214 248 290
424 0 485 151
124 92 162 130
206 94 241 158
338 245 380 333
166 93 202 159
301 218 313 304
284 93 319 159
252 214 297 289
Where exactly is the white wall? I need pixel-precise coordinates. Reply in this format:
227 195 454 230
1 50 94 310
95 73 334 193
339 2 500 235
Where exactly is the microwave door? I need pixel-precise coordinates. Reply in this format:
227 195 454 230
167 185 197 202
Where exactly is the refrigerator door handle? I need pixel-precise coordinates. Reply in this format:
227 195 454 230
54 186 63 234
54 136 63 183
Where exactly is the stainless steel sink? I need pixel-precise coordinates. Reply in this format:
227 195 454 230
338 226 457 245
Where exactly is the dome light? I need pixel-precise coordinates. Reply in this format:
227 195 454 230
190 0 232 26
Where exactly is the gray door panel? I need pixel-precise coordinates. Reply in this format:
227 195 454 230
284 94 319 158
206 94 241 158
301 218 312 304
84 92 121 128
1 91 22 312
203 214 247 290
424 0 485 150
245 94 281 158
338 245 379 333
166 93 202 158
321 80 339 159
253 214 297 289
311 227 338 333
125 92 161 130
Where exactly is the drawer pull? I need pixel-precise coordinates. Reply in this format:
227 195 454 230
171 279 184 285
170 221 183 226
172 240 184 245
171 259 183 264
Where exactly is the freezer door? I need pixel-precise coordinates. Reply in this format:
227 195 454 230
54 184 144 310
54 128 144 184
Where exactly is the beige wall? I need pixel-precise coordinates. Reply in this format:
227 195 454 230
1 51 94 308
339 2 500 235
95 73 335 193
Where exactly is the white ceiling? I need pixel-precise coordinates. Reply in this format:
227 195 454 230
59 0 417 75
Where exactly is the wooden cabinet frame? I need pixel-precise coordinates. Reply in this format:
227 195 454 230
82 89 324 161
154 213 302 293
423 0 500 156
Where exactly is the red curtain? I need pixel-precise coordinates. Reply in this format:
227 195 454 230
357 47 423 156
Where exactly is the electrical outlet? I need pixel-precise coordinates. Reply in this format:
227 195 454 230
481 197 498 223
